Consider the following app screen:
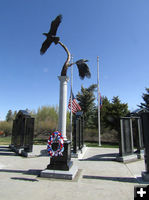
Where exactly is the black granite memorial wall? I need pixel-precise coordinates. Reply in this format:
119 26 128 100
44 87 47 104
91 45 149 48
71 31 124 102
72 112 84 154
119 117 134 157
10 110 34 153
141 113 149 173
132 117 144 154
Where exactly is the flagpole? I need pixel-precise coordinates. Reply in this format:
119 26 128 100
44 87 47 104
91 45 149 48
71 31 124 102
97 56 101 146
70 55 73 143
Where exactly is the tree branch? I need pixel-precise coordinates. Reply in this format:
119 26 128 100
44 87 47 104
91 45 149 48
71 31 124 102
58 41 71 76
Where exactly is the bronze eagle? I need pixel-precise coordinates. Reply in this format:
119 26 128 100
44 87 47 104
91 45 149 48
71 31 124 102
40 15 91 80
75 59 91 79
40 15 62 55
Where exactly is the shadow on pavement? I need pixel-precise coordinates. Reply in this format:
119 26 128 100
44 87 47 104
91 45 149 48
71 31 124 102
11 177 39 182
83 175 138 183
0 168 42 176
0 146 10 149
80 153 119 161
0 146 16 156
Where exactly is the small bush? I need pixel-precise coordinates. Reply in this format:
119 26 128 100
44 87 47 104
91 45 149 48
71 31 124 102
0 121 12 136
84 128 119 144
84 129 98 142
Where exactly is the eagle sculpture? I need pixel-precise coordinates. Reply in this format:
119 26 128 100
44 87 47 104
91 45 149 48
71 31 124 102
40 15 62 55
75 59 91 79
40 15 91 80
69 59 91 79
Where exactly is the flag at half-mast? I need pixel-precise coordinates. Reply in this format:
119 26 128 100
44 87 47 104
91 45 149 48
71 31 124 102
68 92 81 114
98 91 102 108
99 93 102 108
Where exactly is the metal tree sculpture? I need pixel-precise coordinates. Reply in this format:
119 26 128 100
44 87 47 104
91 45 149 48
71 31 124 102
40 14 91 79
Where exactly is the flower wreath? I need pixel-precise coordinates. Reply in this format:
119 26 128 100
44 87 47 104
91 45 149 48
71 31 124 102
47 131 64 157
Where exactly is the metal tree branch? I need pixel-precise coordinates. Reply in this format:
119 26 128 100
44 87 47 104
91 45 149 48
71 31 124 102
58 41 71 76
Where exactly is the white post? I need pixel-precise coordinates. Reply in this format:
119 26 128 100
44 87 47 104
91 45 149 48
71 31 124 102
58 76 69 141
97 56 101 146
70 55 73 142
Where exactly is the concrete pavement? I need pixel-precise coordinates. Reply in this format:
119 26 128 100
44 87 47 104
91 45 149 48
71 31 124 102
0 145 148 200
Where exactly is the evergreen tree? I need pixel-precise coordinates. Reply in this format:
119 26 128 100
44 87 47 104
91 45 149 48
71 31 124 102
93 96 129 133
92 96 110 129
139 88 149 110
99 96 111 130
6 110 13 122
106 96 129 132
13 111 17 120
76 84 97 128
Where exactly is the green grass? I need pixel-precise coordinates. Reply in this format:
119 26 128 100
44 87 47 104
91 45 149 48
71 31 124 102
0 136 11 145
0 137 47 146
33 139 119 148
85 142 119 148
0 137 47 145
33 138 47 145
0 136 119 148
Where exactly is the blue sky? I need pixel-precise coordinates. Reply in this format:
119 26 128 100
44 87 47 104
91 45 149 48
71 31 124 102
0 0 149 120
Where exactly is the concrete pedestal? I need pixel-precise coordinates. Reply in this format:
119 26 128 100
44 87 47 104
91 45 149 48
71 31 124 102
21 150 37 158
40 165 78 180
142 171 149 182
40 141 78 180
136 149 144 159
116 154 138 163
71 145 87 159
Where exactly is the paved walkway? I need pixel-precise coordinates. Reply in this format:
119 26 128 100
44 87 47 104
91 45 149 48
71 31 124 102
0 145 148 200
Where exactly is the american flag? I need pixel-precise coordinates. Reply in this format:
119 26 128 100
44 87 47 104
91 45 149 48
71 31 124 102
99 93 102 108
68 92 81 114
98 92 102 108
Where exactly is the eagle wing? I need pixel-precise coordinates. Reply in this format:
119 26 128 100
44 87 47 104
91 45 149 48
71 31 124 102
76 60 91 79
49 15 62 36
40 38 53 55
40 15 62 55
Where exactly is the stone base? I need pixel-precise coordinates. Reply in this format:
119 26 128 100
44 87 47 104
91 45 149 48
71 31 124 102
47 160 73 171
9 145 35 157
71 145 87 159
142 171 149 182
21 150 37 158
11 147 24 155
40 164 78 180
116 154 138 163
137 150 144 159
9 145 18 153
9 144 14 150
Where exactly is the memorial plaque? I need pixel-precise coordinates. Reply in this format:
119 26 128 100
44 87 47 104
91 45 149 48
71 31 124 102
119 117 134 156
141 113 149 173
72 112 84 153
24 117 34 152
10 110 34 153
132 117 144 152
